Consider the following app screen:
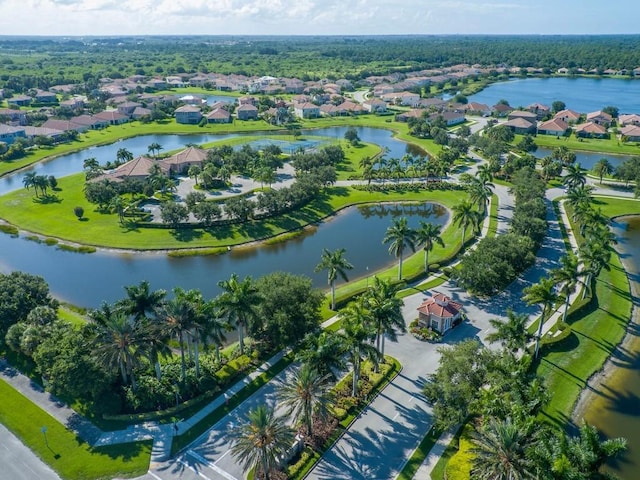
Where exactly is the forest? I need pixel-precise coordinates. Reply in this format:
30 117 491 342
1 35 640 91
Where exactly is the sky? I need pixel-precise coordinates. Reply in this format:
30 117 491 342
0 0 638 36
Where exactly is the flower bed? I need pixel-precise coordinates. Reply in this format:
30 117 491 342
409 319 442 342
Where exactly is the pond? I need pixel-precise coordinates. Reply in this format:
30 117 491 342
533 147 632 171
0 202 448 308
469 77 640 113
0 126 418 196
582 216 640 478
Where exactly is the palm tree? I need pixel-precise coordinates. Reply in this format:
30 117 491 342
296 331 347 380
565 185 594 211
338 298 380 397
188 165 201 185
109 195 127 225
116 148 133 165
118 280 166 321
579 241 612 300
92 311 145 389
363 276 405 358
382 216 417 281
314 248 354 311
200 300 229 363
471 418 536 480
563 163 586 191
216 273 261 356
415 221 445 275
486 309 532 353
156 288 198 382
22 171 37 193
452 199 479 250
278 364 333 437
468 176 494 214
593 158 613 184
477 163 494 183
523 277 559 359
230 404 294 480
147 142 163 159
551 253 585 324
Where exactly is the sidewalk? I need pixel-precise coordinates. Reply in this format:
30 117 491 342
411 427 458 479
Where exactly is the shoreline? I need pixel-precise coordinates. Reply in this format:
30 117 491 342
571 215 640 423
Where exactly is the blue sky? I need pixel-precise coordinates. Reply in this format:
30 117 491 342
0 0 637 36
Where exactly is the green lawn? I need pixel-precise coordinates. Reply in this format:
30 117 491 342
396 427 441 480
0 379 151 480
515 133 640 156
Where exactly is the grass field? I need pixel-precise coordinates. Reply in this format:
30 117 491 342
515 133 640 156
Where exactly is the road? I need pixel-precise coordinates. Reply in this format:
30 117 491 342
0 423 60 480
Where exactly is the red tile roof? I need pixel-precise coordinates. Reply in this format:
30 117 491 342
417 293 462 319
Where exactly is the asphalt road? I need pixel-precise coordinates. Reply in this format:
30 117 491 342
0 422 60 480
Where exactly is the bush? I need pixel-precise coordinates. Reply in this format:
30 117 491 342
287 449 312 478
0 224 19 235
332 407 348 422
409 319 443 342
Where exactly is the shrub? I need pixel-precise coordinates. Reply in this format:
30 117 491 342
0 224 19 235
332 407 348 422
409 319 442 342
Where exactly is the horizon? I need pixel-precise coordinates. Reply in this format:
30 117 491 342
0 1 638 37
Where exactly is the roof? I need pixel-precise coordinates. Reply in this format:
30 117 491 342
206 108 230 119
174 105 201 113
164 146 208 166
619 114 640 125
586 110 613 122
107 155 157 179
620 125 640 137
537 118 568 132
417 293 462 319
575 122 607 134
237 104 258 111
94 110 128 121
0 124 25 135
509 110 538 119
503 118 535 128
554 109 581 120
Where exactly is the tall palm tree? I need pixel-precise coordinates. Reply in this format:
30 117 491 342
338 298 380 397
471 418 536 480
363 276 405 358
92 311 145 389
216 273 261 355
116 147 133 165
314 248 354 310
230 404 294 480
563 162 586 191
467 176 494 214
22 171 37 192
452 199 479 250
477 163 494 183
382 216 417 281
118 281 166 321
523 277 559 359
200 300 229 363
296 331 347 380
565 185 594 212
486 309 532 353
147 142 163 159
415 221 445 275
579 241 612 300
551 254 585 324
278 364 333 437
593 158 613 184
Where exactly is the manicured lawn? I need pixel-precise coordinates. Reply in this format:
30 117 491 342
0 379 151 480
515 133 640 156
396 426 441 480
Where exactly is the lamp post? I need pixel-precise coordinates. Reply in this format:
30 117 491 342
41 426 49 449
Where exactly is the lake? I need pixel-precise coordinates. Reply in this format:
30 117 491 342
582 216 640 478
469 77 640 113
0 202 448 308
533 147 631 171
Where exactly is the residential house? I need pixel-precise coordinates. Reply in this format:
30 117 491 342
554 109 581 124
373 84 395 97
71 114 108 130
174 105 202 125
503 117 536 135
293 102 320 119
586 110 613 127
236 104 259 121
537 118 569 136
362 98 388 113
118 101 142 117
0 108 27 126
179 95 205 106
102 156 158 182
35 90 58 103
465 102 491 116
147 78 167 90
620 125 640 142
94 110 129 126
319 104 340 117
165 76 186 88
575 121 608 138
430 111 465 126
283 79 305 94
416 292 463 334
380 91 421 107
206 108 232 124
526 103 551 119
619 114 640 126
8 95 32 107
41 118 88 133
238 96 257 106
395 109 424 122
132 107 152 120
59 97 85 110
0 124 27 144
508 110 538 123
419 98 446 110
189 75 210 87
492 103 513 117
23 126 66 142
161 146 208 175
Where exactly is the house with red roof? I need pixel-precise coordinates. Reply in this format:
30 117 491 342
575 121 608 138
537 118 569 136
554 109 582 124
620 125 640 142
416 292 463 334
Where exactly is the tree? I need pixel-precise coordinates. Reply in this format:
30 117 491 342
92 312 145 389
147 142 163 158
467 176 494 214
296 331 346 380
314 248 354 310
278 364 332 437
471 418 536 480
193 201 221 226
523 277 559 359
415 221 445 275
552 100 566 113
0 272 58 336
551 253 585 324
74 206 84 220
116 148 133 165
344 126 360 145
230 404 294 480
593 158 613 184
216 274 261 355
579 241 612 300
563 163 586 191
382 216 417 281
160 202 189 227
363 276 405 358
452 199 479 249
486 309 532 353
338 298 380 397
118 280 166 322
188 164 201 185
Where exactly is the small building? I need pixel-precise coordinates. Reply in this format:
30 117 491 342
236 103 259 121
35 90 58 103
8 95 32 107
526 103 551 120
131 107 152 120
0 108 27 126
502 117 536 135
94 110 129 126
575 121 608 138
41 118 88 133
586 110 613 127
554 109 582 124
103 155 158 182
492 103 513 117
416 292 463 334
508 110 538 123
620 125 640 142
0 124 27 144
174 105 202 125
537 118 569 136
618 114 640 126
118 101 142 117
362 98 388 113
465 102 491 116
161 146 208 175
380 91 421 107
206 108 232 124
293 102 320 119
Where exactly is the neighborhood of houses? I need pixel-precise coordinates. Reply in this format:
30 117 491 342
2 63 640 150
